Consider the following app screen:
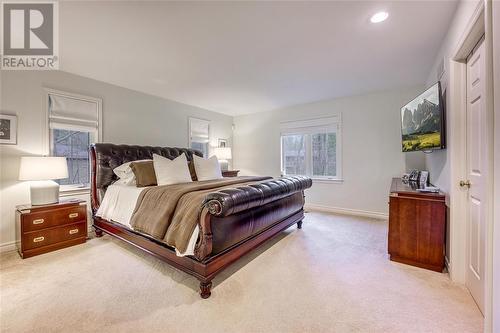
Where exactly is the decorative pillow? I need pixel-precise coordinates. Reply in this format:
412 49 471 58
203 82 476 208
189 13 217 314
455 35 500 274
113 162 133 179
130 160 157 187
193 155 223 181
113 159 151 185
114 177 136 186
153 153 193 186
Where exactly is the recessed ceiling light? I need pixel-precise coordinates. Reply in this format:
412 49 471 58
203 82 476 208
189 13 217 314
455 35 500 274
370 11 389 23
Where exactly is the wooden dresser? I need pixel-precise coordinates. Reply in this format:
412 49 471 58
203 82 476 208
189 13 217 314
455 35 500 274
388 178 446 272
16 199 88 259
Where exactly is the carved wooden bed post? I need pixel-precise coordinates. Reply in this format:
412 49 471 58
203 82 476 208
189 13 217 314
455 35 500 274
199 281 213 299
90 147 104 239
194 209 214 298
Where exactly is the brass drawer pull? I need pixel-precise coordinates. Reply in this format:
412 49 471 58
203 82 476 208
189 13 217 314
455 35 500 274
68 213 79 218
33 236 45 243
69 229 79 235
32 218 44 225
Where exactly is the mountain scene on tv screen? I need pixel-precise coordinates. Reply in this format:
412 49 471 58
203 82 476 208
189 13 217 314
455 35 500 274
401 85 442 152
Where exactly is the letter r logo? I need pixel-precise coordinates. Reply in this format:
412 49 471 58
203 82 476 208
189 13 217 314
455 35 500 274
3 3 54 55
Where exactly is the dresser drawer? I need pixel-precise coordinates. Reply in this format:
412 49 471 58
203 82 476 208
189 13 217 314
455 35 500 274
22 222 87 251
22 205 86 232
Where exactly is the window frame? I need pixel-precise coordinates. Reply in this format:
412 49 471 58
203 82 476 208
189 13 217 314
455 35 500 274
188 117 211 157
280 115 342 182
44 88 102 194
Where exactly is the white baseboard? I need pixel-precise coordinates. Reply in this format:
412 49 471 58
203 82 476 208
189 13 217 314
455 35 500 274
305 204 388 220
444 255 451 273
0 209 384 251
0 240 17 253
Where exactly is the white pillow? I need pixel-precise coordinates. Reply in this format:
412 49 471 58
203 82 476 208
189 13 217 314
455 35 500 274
193 155 223 181
114 177 136 186
153 153 192 186
113 159 151 185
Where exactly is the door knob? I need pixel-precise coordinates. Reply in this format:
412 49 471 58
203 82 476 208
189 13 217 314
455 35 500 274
459 180 471 188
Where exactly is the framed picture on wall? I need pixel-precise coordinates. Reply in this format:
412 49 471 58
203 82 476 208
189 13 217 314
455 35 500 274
218 139 227 147
0 114 17 145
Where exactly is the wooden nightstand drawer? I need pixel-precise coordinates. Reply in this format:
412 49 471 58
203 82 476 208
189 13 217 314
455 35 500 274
22 205 86 232
22 222 87 251
222 170 240 177
16 199 88 258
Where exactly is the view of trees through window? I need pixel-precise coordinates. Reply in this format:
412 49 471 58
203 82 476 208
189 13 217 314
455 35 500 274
282 134 306 175
51 129 90 187
312 133 336 177
191 141 208 157
282 132 337 177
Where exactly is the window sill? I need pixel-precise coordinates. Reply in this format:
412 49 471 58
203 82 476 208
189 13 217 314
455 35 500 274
311 178 344 184
59 187 90 197
282 175 344 184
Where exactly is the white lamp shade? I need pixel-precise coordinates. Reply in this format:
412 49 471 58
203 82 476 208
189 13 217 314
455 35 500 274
19 156 69 181
214 147 232 160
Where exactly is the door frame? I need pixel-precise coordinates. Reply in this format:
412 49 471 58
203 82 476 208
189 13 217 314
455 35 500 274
491 0 500 330
448 0 495 331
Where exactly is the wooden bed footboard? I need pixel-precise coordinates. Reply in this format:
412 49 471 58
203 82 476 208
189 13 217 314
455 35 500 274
93 209 304 298
193 208 212 261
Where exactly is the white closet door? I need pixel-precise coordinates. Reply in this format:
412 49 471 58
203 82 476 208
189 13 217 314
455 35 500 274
465 39 486 315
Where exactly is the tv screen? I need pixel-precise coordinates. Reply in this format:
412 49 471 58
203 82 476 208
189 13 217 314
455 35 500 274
400 82 445 152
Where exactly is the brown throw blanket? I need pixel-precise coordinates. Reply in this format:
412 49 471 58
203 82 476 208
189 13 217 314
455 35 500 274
130 176 271 253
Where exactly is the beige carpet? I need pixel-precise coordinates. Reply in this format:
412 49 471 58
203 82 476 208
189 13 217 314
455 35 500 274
1 211 483 333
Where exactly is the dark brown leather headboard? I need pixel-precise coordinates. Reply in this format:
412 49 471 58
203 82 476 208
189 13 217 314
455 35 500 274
90 143 202 213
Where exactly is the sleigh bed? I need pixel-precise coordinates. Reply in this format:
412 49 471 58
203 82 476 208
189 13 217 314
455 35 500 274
90 143 312 298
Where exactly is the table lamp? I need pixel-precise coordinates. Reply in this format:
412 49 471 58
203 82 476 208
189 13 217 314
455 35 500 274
19 156 69 205
214 147 232 171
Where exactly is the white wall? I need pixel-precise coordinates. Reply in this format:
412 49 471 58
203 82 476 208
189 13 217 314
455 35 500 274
233 86 423 216
424 0 481 193
0 70 233 249
421 0 480 267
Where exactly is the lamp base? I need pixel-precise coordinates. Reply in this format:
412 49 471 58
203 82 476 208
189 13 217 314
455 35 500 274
220 160 229 171
30 180 60 206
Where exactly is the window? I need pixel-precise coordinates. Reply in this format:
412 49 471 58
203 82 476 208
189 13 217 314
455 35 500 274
47 90 102 191
282 134 306 176
51 129 91 186
312 132 337 177
189 117 210 157
280 116 341 180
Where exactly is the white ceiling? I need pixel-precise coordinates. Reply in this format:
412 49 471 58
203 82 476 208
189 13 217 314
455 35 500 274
60 1 457 116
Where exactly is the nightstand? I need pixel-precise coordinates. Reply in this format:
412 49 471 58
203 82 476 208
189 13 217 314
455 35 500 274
222 170 240 177
16 199 88 259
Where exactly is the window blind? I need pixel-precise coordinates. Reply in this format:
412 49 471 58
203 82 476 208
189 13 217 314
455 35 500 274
280 116 340 135
49 94 99 131
190 118 210 142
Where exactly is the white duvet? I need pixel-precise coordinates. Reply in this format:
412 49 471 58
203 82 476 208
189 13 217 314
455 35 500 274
96 184 199 256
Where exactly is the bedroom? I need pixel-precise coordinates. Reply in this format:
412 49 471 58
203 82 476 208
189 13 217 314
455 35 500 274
1 1 499 332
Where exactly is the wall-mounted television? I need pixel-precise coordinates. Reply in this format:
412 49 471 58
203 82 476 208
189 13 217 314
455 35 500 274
400 81 446 152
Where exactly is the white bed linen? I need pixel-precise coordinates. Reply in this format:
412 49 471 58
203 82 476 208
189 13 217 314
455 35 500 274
96 184 199 256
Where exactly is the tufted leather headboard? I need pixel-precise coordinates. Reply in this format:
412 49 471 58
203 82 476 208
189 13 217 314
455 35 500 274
90 143 202 213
